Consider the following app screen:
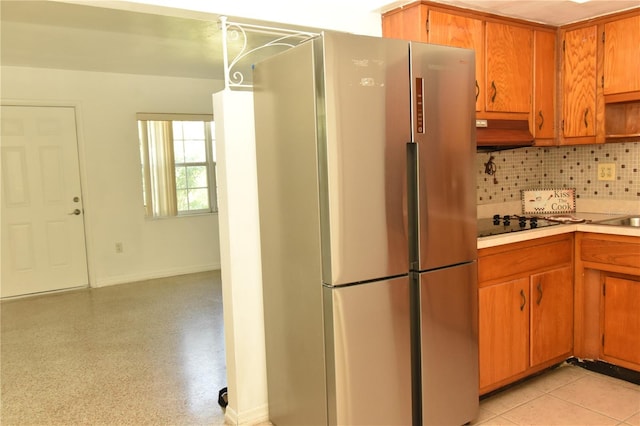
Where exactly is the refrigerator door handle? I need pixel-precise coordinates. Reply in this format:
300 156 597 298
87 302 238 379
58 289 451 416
407 142 419 271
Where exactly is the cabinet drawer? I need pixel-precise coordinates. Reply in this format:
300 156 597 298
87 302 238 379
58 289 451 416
580 237 640 270
479 235 573 284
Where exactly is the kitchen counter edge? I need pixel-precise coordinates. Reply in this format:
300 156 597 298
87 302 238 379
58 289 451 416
477 221 640 249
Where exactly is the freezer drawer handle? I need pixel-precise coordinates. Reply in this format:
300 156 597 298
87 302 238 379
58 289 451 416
519 289 526 311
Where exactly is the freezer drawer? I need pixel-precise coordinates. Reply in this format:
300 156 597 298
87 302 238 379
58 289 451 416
325 275 412 425
419 262 479 425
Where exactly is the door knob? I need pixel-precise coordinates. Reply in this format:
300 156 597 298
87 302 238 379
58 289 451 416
68 209 82 215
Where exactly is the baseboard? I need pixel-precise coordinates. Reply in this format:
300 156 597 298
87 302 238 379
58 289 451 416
93 263 221 287
224 403 269 425
567 357 640 385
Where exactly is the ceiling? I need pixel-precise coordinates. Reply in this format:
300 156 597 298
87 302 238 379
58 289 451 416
421 0 640 26
1 0 638 80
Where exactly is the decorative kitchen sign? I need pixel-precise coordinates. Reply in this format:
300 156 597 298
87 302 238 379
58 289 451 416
522 189 576 214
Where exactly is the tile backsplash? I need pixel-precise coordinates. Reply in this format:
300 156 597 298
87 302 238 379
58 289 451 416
476 141 640 205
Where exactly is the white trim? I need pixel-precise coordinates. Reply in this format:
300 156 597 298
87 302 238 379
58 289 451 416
224 403 269 425
136 112 213 121
93 264 221 287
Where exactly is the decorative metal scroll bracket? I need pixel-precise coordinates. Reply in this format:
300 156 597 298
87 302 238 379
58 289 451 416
219 16 318 90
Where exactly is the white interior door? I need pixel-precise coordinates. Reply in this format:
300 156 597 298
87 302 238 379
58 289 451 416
1 105 88 298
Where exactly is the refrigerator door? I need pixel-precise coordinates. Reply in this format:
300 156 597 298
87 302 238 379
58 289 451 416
317 33 411 286
325 275 412 425
409 43 477 271
420 262 479 425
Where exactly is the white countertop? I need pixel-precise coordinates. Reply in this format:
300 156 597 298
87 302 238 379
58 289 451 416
477 213 640 249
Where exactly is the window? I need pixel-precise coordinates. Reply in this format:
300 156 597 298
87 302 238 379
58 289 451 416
137 113 217 218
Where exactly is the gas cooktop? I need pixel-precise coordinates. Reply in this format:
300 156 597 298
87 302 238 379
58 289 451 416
477 215 561 238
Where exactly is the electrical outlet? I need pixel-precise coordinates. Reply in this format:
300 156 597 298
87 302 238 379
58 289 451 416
597 163 615 181
115 242 123 253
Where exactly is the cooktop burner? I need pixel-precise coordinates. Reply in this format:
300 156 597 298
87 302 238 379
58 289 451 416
477 214 561 238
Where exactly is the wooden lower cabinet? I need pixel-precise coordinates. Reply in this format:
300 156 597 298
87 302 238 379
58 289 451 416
575 232 640 372
479 277 529 389
602 276 640 368
530 267 573 366
478 234 574 394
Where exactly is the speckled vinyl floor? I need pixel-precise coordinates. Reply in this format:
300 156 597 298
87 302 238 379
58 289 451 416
1 271 227 425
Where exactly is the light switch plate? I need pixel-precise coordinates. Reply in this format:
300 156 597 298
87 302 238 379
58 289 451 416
597 163 615 181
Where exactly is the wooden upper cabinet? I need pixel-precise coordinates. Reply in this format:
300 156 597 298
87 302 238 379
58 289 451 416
427 10 484 111
562 25 597 139
485 22 533 113
381 3 429 42
533 30 556 142
382 4 535 117
603 15 640 97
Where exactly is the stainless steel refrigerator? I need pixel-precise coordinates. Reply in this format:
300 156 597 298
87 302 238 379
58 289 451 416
253 31 478 426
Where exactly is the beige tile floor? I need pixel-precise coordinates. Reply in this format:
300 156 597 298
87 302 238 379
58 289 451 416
475 363 640 426
2 271 639 425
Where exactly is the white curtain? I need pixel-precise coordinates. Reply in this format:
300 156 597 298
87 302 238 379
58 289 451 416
140 120 178 217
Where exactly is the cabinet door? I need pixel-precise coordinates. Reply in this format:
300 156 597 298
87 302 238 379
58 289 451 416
382 3 429 42
427 10 484 112
604 15 640 96
602 276 640 368
479 278 529 390
530 267 573 367
533 30 556 141
485 22 532 113
562 25 597 137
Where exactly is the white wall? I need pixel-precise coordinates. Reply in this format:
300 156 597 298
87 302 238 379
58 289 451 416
62 0 386 36
1 65 224 287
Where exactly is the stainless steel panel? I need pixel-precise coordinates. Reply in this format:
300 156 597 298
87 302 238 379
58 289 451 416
410 43 477 271
318 33 411 286
327 276 412 425
420 263 479 425
254 42 328 426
